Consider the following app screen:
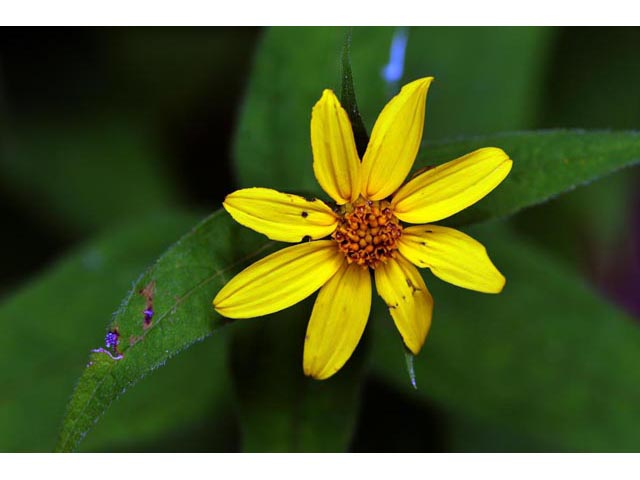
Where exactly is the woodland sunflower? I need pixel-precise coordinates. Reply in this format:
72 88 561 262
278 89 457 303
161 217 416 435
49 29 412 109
214 77 512 379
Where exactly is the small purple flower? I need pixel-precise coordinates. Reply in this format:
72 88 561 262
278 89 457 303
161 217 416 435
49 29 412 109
105 330 119 350
143 308 154 326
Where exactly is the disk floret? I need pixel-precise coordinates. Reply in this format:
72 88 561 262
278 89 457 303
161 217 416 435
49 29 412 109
332 198 402 268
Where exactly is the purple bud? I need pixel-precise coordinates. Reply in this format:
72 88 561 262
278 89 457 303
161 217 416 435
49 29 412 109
105 330 119 349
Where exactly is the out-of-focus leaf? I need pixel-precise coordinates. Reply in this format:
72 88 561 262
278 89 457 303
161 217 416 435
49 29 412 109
0 116 181 235
234 27 344 193
230 304 366 452
447 414 554 452
511 167 638 270
234 27 393 194
514 28 640 306
0 212 201 451
404 27 555 140
371 223 640 451
55 211 275 452
416 130 640 227
350 376 554 452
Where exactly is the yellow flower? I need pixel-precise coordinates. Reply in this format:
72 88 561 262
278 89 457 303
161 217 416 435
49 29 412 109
213 77 512 380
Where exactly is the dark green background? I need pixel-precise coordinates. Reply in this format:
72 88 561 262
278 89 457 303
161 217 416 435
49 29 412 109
0 27 638 452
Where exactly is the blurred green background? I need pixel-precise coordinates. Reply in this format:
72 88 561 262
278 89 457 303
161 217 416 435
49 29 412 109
0 27 638 452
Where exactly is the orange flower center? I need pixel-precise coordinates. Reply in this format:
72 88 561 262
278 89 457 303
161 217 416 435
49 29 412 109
332 198 402 269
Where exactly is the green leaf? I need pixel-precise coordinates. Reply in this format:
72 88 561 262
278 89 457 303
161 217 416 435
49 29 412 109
0 211 199 451
541 28 640 131
404 27 555 140
55 212 275 452
340 30 369 157
371 223 640 451
417 130 640 227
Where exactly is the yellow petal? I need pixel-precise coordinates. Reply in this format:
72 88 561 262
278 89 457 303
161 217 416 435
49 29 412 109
392 147 512 224
213 240 343 319
223 187 338 243
311 89 361 204
360 77 433 201
374 255 433 354
303 262 371 380
399 225 505 294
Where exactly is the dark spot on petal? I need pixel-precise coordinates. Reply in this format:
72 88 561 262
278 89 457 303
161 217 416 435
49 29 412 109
406 278 420 294
301 211 309 218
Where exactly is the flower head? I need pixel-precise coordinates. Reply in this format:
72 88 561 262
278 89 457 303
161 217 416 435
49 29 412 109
213 77 512 380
